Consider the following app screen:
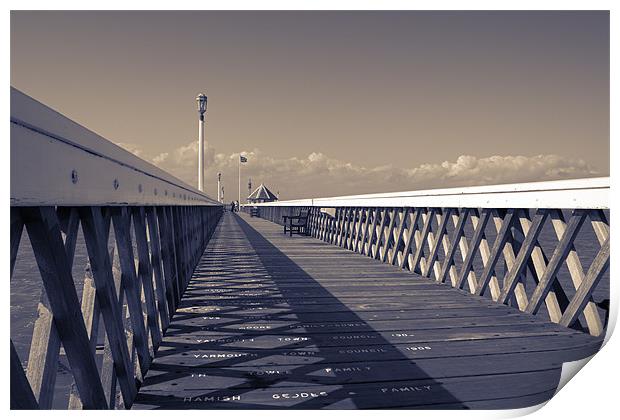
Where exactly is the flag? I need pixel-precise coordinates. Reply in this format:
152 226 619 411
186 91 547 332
240 155 248 163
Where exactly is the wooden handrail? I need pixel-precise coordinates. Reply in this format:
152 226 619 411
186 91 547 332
245 177 609 210
11 87 220 207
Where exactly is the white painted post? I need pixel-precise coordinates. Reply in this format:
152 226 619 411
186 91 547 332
196 93 207 192
217 173 222 203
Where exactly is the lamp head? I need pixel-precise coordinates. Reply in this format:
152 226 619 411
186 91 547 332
196 93 208 115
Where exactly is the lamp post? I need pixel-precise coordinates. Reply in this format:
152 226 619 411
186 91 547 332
196 93 208 192
217 172 222 203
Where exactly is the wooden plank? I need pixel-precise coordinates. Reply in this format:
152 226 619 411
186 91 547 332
68 263 101 409
133 207 163 347
516 212 568 323
20 206 107 409
99 242 123 409
437 209 458 286
10 340 39 409
549 210 603 336
340 207 352 248
146 207 170 330
141 353 564 388
26 300 61 409
135 369 562 409
319 212 328 242
342 207 357 249
399 209 421 269
455 209 490 291
389 208 409 266
410 208 436 275
323 209 334 244
372 208 389 259
351 207 363 253
498 210 548 305
10 208 23 277
589 209 610 245
333 208 345 246
436 208 469 285
475 209 514 298
364 208 379 257
327 210 337 244
155 331 597 366
380 208 397 262
525 210 587 315
471 209 493 293
25 208 78 408
111 207 151 375
502 218 529 310
353 208 365 250
70 208 115 409
423 208 452 279
156 207 179 315
323 212 332 243
169 207 184 291
78 206 138 407
560 238 610 328
346 207 358 250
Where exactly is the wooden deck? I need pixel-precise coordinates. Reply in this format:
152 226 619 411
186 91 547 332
133 212 602 410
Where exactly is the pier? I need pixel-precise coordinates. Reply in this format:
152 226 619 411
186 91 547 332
10 88 609 409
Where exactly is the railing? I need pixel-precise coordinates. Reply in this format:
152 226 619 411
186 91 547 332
10 88 223 409
246 177 610 337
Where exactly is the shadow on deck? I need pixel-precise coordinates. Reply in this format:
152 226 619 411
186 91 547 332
133 212 602 409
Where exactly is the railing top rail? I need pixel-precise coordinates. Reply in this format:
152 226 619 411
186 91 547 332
11 87 220 207
246 177 609 209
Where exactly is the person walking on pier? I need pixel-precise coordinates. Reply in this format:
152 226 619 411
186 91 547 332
230 200 236 212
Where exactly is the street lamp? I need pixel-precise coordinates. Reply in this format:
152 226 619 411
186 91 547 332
196 93 208 192
217 172 222 203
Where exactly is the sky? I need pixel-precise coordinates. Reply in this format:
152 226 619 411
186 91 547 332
10 11 609 200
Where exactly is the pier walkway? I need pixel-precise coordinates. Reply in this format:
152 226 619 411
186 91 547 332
133 212 602 409
10 89 608 410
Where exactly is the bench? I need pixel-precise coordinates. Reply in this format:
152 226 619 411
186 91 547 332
283 209 310 236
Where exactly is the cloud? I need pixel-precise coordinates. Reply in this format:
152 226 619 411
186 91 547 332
117 140 602 200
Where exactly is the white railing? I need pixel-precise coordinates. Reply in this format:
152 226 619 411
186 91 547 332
11 87 219 207
247 177 608 209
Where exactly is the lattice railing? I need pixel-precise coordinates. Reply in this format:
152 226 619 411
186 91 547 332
248 178 610 338
11 205 221 409
10 88 223 409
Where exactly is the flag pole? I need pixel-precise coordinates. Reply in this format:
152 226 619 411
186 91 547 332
238 156 241 207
